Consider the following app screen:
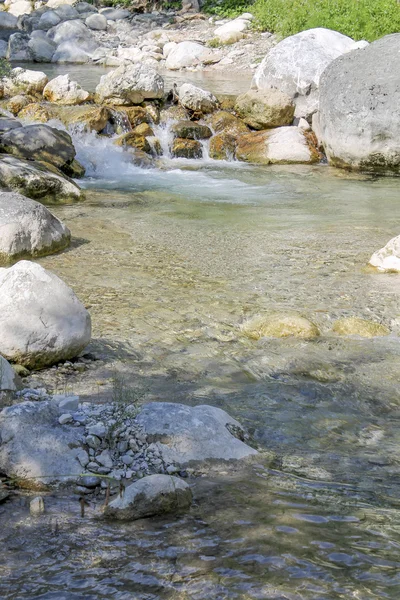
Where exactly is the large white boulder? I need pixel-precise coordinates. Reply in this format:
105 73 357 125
3 67 48 96
178 83 218 114
0 191 70 262
0 155 83 203
136 402 258 465
0 261 91 368
43 74 90 105
95 64 164 105
47 0 78 8
103 474 192 521
165 41 216 70
253 28 356 118
7 0 33 17
369 235 400 272
317 34 400 173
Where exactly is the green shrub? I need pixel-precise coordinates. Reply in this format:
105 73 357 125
251 0 400 41
202 0 252 18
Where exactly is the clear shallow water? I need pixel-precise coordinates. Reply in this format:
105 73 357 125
2 133 400 598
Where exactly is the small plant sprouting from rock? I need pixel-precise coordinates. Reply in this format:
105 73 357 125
105 372 147 448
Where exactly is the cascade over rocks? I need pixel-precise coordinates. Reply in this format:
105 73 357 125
253 28 357 119
103 474 192 520
0 261 91 368
0 155 83 203
317 34 400 174
95 64 164 105
0 190 70 262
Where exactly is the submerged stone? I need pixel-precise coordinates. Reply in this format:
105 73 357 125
332 317 390 338
242 313 320 340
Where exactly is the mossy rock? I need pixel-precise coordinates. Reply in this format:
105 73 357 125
57 106 111 133
171 138 202 159
18 102 52 123
7 94 33 116
159 105 189 124
209 132 237 160
206 110 249 135
119 106 149 128
332 317 390 338
242 313 320 340
114 131 151 154
134 122 154 137
171 120 212 141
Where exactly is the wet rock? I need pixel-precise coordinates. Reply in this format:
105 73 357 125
136 402 258 464
95 64 164 106
30 496 45 515
6 95 32 116
2 67 48 96
43 74 90 105
0 190 71 263
332 317 390 338
0 261 91 368
119 106 149 128
369 234 400 272
114 129 151 154
0 400 84 487
206 110 248 135
317 34 400 173
160 105 189 124
0 155 83 203
234 89 295 130
236 127 319 165
171 120 212 140
242 313 320 339
253 28 356 119
103 474 192 520
18 102 53 122
171 138 202 159
0 124 77 173
209 132 236 160
178 83 218 114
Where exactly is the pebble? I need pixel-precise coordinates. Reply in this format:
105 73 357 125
86 434 101 449
58 413 73 425
87 423 107 438
79 475 101 488
58 396 80 412
30 496 45 516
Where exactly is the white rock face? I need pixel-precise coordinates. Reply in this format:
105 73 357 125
0 355 20 392
43 74 90 105
8 0 33 17
103 474 192 520
0 261 91 368
3 68 48 96
47 0 78 8
136 402 258 464
162 41 176 58
95 64 164 105
236 126 318 165
178 83 218 114
0 400 85 486
0 191 71 262
165 41 215 70
253 28 355 118
369 235 400 272
214 17 250 44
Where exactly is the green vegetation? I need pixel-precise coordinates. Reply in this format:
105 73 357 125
203 0 400 41
0 59 12 79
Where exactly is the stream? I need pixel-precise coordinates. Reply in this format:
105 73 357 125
1 76 400 599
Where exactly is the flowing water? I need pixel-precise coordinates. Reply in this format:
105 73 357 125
2 115 400 599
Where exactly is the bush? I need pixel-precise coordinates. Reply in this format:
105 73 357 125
251 0 400 41
202 0 252 18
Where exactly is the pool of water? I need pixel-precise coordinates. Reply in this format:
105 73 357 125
1 130 400 599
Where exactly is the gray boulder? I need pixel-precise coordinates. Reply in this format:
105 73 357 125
253 28 355 118
0 39 8 58
28 36 56 62
136 402 258 465
0 124 76 172
0 260 91 368
0 12 19 30
95 64 164 105
99 8 130 20
0 117 22 133
7 32 32 61
85 13 107 31
76 2 98 14
317 34 400 174
54 4 79 21
36 10 61 30
52 42 91 63
0 400 84 487
0 355 21 393
48 19 98 52
0 190 71 263
0 155 83 203
103 474 192 521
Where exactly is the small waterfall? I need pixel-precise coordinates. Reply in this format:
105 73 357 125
152 119 174 159
108 109 132 135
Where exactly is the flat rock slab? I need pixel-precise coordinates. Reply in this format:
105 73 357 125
136 402 258 465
